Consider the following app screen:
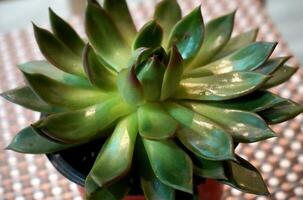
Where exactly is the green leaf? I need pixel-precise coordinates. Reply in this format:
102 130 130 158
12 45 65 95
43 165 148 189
193 157 226 180
212 28 258 60
258 100 303 124
165 103 234 160
49 8 85 57
168 6 204 60
136 137 175 200
127 47 153 68
185 102 276 143
34 96 133 143
222 156 269 195
138 103 178 139
90 114 138 186
143 138 193 194
254 56 291 75
83 44 117 90
33 24 85 77
103 0 137 46
117 66 144 105
6 126 73 154
204 91 286 112
137 57 165 101
154 0 181 47
176 72 269 101
132 20 163 50
186 42 277 77
0 86 63 113
188 11 236 69
85 175 100 195
161 45 183 100
262 65 298 89
85 0 130 71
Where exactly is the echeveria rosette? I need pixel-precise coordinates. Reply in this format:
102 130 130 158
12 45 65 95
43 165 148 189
1 0 303 199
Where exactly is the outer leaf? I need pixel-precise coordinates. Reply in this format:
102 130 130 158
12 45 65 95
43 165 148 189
34 97 133 143
138 103 178 139
259 100 303 124
6 126 73 154
213 28 258 60
137 57 165 101
0 86 63 113
143 138 193 194
254 56 291 75
222 156 269 195
176 72 269 101
90 114 138 186
49 8 85 56
136 138 175 200
186 42 277 77
262 65 298 89
103 0 137 46
132 20 163 50
85 0 130 71
161 45 183 100
154 0 181 47
33 24 85 76
204 91 285 112
83 44 117 90
193 157 226 180
168 6 204 60
165 103 234 160
117 66 144 105
189 11 235 69
186 102 276 143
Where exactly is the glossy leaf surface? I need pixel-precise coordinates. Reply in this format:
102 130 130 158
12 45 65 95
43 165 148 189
177 72 269 101
34 97 132 143
143 138 193 194
193 157 226 180
255 57 290 75
168 6 204 60
138 103 178 139
91 114 138 186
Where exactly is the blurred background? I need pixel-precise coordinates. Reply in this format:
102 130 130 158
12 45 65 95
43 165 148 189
0 0 302 64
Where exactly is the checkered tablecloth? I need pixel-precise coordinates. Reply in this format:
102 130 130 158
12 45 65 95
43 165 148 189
0 0 302 199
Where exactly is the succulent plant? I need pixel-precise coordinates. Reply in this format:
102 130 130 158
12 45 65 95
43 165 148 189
2 0 303 199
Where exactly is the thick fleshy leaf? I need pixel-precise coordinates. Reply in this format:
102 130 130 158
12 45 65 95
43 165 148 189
193 156 226 180
259 100 303 124
168 6 204 60
186 42 277 77
255 56 291 75
127 47 153 68
262 65 298 89
49 8 85 56
6 126 73 154
222 156 269 195
138 103 178 139
161 45 183 100
165 103 234 160
0 86 63 113
188 11 235 69
132 20 163 50
90 114 138 186
117 66 144 105
143 138 193 193
85 0 130 71
204 91 286 112
136 138 175 200
103 0 137 45
137 57 165 101
185 102 276 143
154 0 181 47
34 97 133 143
83 44 117 90
212 28 258 60
176 72 269 101
33 24 85 76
